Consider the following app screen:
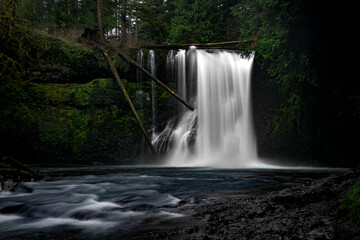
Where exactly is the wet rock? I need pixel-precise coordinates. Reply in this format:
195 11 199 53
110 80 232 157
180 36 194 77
147 170 360 240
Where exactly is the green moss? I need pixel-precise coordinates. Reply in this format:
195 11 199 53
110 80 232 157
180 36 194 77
67 110 90 155
158 82 177 103
33 106 71 161
338 181 360 224
29 29 108 83
27 77 146 164
70 84 91 107
115 114 141 137
29 83 75 106
69 78 127 108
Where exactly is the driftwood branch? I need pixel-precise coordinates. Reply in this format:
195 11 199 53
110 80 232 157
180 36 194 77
99 41 194 111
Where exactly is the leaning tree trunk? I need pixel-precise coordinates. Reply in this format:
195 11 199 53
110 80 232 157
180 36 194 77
102 51 156 157
97 0 105 43
120 0 127 45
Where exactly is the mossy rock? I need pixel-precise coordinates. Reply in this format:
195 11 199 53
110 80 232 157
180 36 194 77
2 76 153 165
29 30 110 83
338 181 360 224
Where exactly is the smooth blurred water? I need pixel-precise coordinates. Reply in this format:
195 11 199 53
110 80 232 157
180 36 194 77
155 49 262 167
0 166 343 239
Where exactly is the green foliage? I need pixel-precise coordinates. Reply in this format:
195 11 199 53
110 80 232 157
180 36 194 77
169 0 234 44
0 1 45 98
16 0 97 30
338 181 360 224
231 0 318 136
135 0 172 44
231 0 260 44
272 93 303 135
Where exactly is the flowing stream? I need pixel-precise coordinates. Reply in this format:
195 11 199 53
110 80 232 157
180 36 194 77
0 167 338 239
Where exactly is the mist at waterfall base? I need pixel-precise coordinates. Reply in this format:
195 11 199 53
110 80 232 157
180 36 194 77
152 48 269 168
0 167 338 239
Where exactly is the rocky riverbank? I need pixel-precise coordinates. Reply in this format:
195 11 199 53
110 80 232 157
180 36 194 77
145 169 360 240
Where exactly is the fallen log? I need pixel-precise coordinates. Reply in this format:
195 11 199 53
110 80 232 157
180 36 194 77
1 156 43 180
132 40 247 49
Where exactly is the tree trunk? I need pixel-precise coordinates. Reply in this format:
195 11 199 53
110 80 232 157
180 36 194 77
73 0 79 26
120 0 127 45
97 0 105 43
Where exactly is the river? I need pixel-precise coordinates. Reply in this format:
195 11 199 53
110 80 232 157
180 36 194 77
0 166 342 239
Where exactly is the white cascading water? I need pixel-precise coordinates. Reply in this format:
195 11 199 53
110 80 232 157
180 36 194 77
166 50 175 82
175 49 187 113
136 50 145 108
147 50 157 131
153 48 265 168
137 49 144 82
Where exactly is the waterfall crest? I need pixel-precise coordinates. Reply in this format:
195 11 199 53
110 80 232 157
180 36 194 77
154 49 263 168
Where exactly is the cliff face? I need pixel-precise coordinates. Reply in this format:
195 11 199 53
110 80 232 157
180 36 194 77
0 31 177 166
252 59 317 166
25 79 144 165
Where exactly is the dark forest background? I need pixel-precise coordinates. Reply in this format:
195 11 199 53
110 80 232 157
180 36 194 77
1 0 359 167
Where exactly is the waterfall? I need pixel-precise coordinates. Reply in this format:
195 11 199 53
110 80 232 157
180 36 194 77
154 48 263 168
166 50 175 82
194 50 258 167
175 50 187 113
136 50 146 108
136 50 144 82
147 50 157 131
